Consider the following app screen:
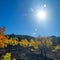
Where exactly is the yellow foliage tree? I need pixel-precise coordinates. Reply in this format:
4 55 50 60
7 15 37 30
2 53 11 60
55 45 60 50
19 39 29 47
29 39 38 49
12 58 16 60
42 37 52 48
35 40 42 47
8 38 18 46
41 37 53 56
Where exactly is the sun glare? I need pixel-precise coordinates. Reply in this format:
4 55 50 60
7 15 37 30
37 10 46 20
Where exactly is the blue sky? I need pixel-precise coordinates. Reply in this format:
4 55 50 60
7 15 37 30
0 0 60 36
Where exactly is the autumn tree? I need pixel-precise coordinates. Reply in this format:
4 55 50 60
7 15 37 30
2 53 11 60
0 27 8 48
2 52 16 60
41 37 52 56
55 44 60 50
35 35 42 48
19 39 29 47
29 39 38 49
8 37 18 46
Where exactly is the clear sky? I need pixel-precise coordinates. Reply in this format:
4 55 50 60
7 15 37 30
0 0 60 36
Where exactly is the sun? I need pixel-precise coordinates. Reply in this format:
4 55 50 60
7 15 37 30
36 10 46 20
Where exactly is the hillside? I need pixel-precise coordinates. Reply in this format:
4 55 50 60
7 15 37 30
6 34 60 45
6 34 35 41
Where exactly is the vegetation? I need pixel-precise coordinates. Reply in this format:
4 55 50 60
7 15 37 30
0 27 60 60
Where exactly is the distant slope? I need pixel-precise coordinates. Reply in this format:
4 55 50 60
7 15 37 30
6 34 35 41
6 34 60 45
50 36 60 45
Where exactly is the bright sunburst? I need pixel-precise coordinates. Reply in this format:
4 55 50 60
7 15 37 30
37 10 46 20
